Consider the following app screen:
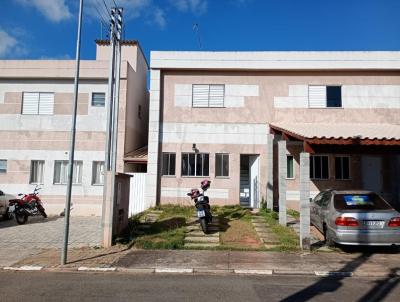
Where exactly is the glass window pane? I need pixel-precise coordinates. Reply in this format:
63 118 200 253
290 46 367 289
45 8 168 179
222 154 229 177
54 161 61 183
343 157 350 179
322 156 329 179
92 93 105 107
188 153 196 176
326 86 342 107
203 154 209 176
196 153 203 176
215 154 222 177
335 157 342 180
310 156 314 178
181 153 188 176
162 154 169 175
287 156 294 178
170 154 176 176
315 156 322 179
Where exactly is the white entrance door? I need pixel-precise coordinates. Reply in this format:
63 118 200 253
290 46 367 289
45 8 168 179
361 156 382 194
249 155 260 208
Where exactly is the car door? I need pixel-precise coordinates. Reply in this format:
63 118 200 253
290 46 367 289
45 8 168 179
310 192 324 230
319 191 333 227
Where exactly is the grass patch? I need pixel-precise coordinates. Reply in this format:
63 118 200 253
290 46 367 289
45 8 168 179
258 208 300 252
129 205 193 250
287 209 300 219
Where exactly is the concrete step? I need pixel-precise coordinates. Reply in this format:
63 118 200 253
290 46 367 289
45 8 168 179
264 243 279 249
186 231 219 237
148 210 163 214
254 227 272 233
256 231 274 237
252 222 269 228
184 242 220 248
261 238 280 245
184 236 220 243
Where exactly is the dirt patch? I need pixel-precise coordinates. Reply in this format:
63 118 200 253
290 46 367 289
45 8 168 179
220 220 263 249
13 245 130 268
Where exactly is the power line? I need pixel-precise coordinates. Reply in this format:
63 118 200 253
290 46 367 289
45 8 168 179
97 0 111 20
94 4 108 25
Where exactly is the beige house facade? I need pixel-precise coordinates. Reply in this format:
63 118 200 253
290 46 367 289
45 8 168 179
0 40 148 216
146 51 400 210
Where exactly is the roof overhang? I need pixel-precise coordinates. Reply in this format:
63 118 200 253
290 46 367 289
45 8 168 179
124 146 148 164
270 123 400 154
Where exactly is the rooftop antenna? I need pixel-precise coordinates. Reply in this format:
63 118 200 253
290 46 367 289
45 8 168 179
193 23 202 50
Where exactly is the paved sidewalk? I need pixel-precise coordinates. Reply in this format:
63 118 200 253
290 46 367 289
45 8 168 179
0 216 101 267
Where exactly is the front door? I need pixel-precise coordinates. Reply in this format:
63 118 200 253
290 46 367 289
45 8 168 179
239 155 260 208
361 156 382 194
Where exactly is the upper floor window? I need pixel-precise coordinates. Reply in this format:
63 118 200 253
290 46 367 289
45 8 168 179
192 84 224 107
0 160 7 173
308 85 342 108
181 153 209 177
91 92 105 107
310 155 329 180
22 92 54 115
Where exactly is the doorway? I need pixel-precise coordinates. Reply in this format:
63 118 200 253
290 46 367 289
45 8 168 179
361 156 382 194
239 154 260 208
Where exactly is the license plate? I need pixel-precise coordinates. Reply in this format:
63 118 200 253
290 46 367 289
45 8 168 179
362 220 385 228
8 205 15 213
197 210 205 218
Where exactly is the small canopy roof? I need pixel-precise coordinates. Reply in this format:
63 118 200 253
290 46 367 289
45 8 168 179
124 146 148 163
270 123 400 146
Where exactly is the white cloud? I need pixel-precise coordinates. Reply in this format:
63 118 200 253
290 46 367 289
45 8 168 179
0 27 27 58
15 0 72 22
153 7 166 29
169 0 208 15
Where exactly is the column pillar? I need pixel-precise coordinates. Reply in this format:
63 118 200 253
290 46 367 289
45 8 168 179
300 152 311 250
278 140 287 226
266 134 274 210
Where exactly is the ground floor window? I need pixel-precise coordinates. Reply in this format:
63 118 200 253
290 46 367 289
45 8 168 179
92 161 104 185
0 160 7 173
335 156 350 180
310 155 329 180
54 160 83 184
181 153 209 177
162 153 176 176
30 160 44 184
287 155 294 179
215 153 229 177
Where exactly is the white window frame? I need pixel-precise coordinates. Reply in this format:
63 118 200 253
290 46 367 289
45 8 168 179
92 161 105 185
30 160 45 184
54 160 83 185
181 153 209 177
215 153 229 178
310 155 329 180
286 155 295 179
0 159 7 173
162 153 176 176
308 85 342 108
192 84 225 108
335 156 351 180
22 92 54 115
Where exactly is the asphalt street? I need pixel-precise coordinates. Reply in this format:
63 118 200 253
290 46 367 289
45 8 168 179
1 271 399 302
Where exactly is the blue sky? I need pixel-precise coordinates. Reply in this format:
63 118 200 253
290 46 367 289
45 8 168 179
0 0 399 61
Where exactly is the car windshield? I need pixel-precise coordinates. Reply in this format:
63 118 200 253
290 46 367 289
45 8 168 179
334 193 393 210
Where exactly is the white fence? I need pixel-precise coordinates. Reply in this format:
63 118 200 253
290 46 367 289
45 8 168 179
128 173 150 216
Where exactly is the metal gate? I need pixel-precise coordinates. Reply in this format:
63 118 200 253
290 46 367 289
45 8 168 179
128 173 149 216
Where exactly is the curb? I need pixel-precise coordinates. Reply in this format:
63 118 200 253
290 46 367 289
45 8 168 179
0 266 395 278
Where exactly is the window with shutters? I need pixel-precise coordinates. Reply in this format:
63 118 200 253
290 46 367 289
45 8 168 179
308 86 342 108
91 92 105 107
30 160 44 184
54 160 83 184
192 84 224 107
22 92 54 115
335 156 350 180
181 153 209 177
310 155 329 180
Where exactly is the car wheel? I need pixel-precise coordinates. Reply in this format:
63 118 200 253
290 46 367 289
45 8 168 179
324 225 335 247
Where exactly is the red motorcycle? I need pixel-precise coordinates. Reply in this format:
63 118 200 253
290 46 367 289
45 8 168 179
8 186 47 225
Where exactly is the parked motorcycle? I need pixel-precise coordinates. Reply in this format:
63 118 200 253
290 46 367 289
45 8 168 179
8 186 47 225
187 180 212 234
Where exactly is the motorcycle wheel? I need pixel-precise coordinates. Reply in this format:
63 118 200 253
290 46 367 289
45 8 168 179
200 218 208 234
15 212 28 225
37 205 47 218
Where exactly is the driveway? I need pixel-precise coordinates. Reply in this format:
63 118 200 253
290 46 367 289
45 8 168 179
0 215 101 267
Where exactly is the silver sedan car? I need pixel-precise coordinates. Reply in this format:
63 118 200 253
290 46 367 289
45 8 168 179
310 190 400 246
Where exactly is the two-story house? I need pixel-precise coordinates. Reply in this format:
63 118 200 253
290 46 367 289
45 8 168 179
0 40 148 216
146 51 400 211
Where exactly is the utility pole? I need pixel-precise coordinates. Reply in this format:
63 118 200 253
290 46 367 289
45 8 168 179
61 0 84 265
102 7 123 248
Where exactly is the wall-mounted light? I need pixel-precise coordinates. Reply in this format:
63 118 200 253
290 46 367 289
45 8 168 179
192 143 197 151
